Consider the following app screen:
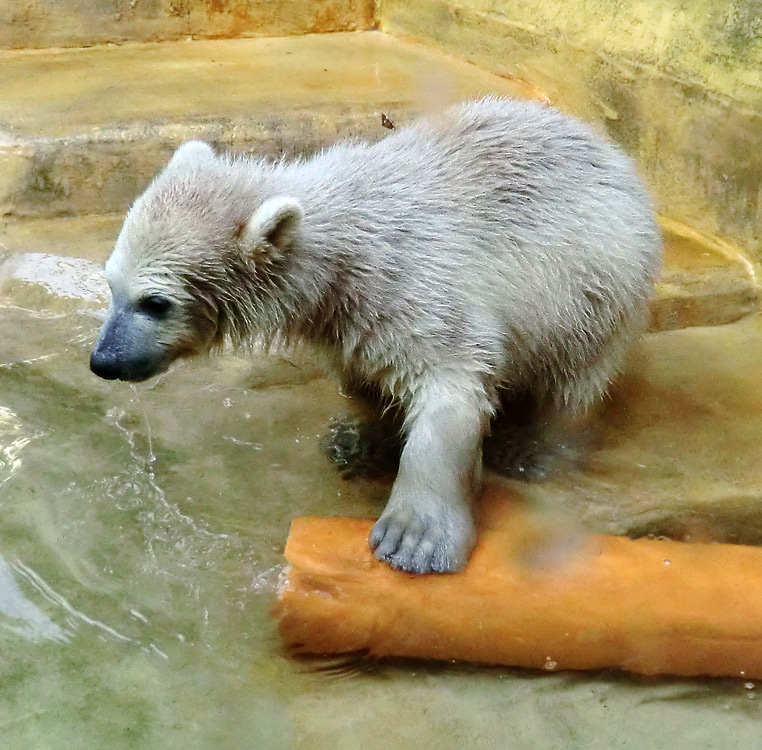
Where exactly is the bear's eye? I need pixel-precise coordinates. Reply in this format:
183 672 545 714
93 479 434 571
138 295 173 318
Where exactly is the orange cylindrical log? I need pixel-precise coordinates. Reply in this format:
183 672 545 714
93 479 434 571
276 485 762 679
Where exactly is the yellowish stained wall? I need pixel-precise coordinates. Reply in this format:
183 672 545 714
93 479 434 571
3 0 760 262
0 0 377 48
380 0 762 261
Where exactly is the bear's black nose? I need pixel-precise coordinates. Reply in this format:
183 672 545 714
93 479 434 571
90 350 122 380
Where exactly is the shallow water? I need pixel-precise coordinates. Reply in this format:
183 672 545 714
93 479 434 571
1 256 761 748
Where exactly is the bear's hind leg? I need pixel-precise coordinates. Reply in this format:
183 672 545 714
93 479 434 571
320 379 402 478
320 411 402 478
484 383 600 481
484 414 587 481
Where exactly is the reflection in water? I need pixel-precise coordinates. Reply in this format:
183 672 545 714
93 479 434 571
0 404 44 489
11 561 139 645
0 398 69 643
0 554 146 647
0 545 139 647
0 555 68 643
2 257 762 746
3 253 108 306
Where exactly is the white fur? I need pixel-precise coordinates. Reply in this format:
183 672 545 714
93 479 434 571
242 196 304 258
94 97 662 573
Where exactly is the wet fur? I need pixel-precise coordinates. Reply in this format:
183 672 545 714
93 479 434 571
91 97 662 573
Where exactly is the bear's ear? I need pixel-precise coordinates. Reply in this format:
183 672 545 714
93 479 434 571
240 197 303 259
167 141 216 170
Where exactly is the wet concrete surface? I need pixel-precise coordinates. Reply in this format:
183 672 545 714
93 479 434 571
0 232 761 747
1 4 761 745
0 32 531 218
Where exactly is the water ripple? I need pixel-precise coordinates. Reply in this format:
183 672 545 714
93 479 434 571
0 405 45 489
0 555 68 644
12 561 136 645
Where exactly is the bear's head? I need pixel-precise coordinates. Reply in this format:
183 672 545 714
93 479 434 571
90 141 304 382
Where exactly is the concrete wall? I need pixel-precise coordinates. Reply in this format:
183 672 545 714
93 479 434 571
380 0 762 261
4 0 760 262
0 0 377 48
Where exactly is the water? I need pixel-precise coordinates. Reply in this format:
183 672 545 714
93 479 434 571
0 256 760 748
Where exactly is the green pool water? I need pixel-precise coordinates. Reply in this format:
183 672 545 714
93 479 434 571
0 255 760 749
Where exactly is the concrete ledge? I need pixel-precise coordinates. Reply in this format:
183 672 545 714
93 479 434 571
651 221 759 331
519 313 762 544
0 32 528 218
0 0 376 49
0 214 123 263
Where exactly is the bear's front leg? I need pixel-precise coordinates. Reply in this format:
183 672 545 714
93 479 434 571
369 380 489 573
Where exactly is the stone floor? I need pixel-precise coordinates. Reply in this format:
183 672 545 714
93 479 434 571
1 22 761 750
0 32 529 217
1 222 762 748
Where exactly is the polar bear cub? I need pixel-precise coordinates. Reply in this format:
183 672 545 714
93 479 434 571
91 97 662 574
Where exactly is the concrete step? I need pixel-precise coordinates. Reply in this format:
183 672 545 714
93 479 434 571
655 221 758 331
0 31 530 219
0 0 376 49
1 214 758 332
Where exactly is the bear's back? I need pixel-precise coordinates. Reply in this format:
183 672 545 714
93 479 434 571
280 98 661 402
